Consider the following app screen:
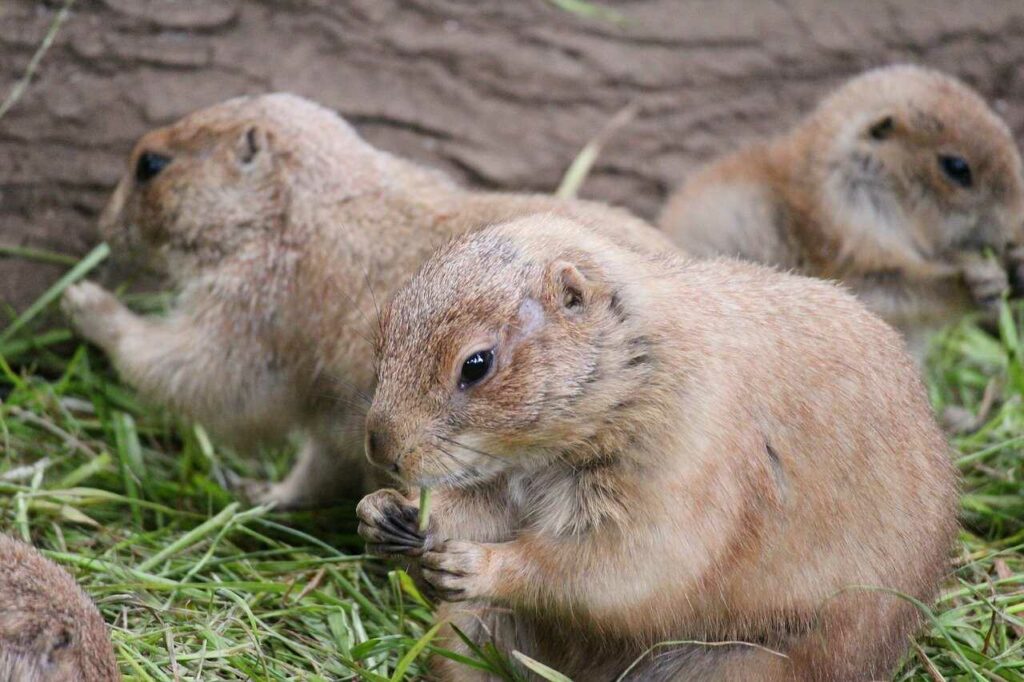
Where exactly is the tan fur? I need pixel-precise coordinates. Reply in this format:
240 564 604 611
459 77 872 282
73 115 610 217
356 215 959 681
0 535 119 681
61 94 676 508
659 64 1024 361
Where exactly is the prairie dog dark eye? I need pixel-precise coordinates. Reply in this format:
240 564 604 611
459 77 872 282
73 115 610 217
939 154 972 189
135 152 171 183
868 116 894 140
459 349 494 388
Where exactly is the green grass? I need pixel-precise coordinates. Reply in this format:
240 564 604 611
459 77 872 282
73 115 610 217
1 259 1023 681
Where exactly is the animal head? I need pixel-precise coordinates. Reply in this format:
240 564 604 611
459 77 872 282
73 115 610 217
0 536 119 681
0 619 87 682
811 65 1024 265
365 216 648 488
99 93 381 279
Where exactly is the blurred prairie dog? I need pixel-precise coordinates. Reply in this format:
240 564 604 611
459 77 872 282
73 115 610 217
660 64 1024 361
61 93 676 509
0 535 119 681
356 215 959 681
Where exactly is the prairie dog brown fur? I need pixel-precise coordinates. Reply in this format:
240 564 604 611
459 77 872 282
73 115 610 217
356 215 958 681
0 535 119 681
61 94 675 509
659 64 1024 361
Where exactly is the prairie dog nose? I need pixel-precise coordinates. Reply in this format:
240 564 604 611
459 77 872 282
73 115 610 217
364 417 399 472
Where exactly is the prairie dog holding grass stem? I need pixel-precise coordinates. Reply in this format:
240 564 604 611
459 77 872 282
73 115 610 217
357 215 958 681
0 534 119 681
61 94 676 509
660 65 1024 361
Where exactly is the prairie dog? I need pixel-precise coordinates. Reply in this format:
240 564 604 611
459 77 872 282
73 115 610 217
356 215 958 681
659 64 1024 361
0 535 119 681
61 94 676 509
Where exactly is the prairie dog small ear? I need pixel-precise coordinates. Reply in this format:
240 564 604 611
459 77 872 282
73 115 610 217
45 626 74 664
866 115 895 141
547 260 589 312
236 126 269 165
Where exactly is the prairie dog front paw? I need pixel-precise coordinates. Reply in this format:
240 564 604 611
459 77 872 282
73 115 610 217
357 489 427 557
231 476 296 510
62 281 132 349
421 540 493 602
961 257 1009 309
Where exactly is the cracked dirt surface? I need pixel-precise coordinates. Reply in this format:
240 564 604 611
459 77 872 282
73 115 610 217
4 0 1024 308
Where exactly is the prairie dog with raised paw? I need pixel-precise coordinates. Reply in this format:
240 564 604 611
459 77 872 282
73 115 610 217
357 215 958 681
62 93 676 509
660 64 1024 361
0 534 119 681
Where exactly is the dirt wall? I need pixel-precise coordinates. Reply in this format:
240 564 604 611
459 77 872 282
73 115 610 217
4 0 1024 308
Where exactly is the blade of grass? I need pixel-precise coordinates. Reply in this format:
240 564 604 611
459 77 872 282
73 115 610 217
418 487 432 531
0 0 76 119
137 502 241 573
0 244 80 267
512 651 574 682
546 0 625 25
390 620 445 682
0 242 110 343
111 410 144 526
555 102 639 199
55 452 113 489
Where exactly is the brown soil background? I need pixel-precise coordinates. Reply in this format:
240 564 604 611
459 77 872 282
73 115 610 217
3 0 1024 309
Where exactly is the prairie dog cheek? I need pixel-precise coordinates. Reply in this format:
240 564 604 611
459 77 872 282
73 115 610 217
454 433 515 478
